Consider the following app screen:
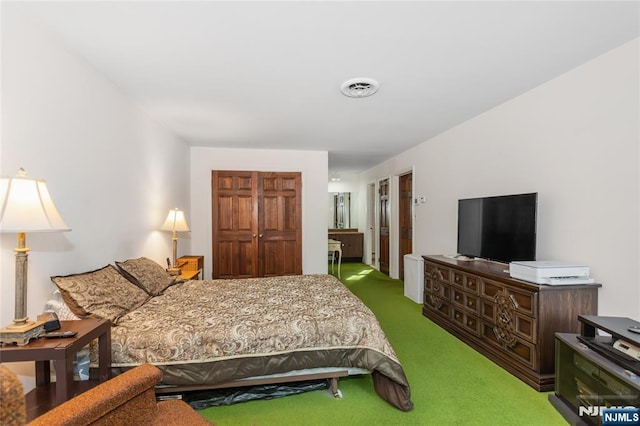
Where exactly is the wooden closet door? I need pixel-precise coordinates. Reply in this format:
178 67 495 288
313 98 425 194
258 172 302 277
211 171 259 279
212 170 302 279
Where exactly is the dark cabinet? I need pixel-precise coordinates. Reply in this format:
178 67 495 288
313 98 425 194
550 316 640 425
328 230 363 262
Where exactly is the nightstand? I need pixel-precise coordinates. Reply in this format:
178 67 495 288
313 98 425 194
0 318 111 421
177 255 204 280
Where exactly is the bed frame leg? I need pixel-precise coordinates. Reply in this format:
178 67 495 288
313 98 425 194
329 377 342 398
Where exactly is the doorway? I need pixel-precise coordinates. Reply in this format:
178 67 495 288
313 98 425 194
398 172 413 280
379 178 390 276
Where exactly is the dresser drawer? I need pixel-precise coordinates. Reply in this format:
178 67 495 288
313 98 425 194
451 270 466 287
481 300 537 342
452 307 480 336
425 295 451 318
451 271 480 294
465 274 480 294
514 314 536 342
425 262 450 284
482 321 536 369
452 288 479 314
481 278 537 317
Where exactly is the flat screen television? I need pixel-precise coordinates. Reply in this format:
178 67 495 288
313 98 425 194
457 192 537 263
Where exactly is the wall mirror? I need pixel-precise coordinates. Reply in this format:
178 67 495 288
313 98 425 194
329 192 357 229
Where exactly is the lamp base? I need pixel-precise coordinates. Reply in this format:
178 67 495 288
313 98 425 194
0 320 45 346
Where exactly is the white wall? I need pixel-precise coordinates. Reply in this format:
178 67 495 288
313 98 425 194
359 39 640 319
190 147 328 279
1 10 190 389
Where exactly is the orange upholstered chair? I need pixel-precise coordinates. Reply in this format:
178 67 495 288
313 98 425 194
0 364 27 425
1 364 214 426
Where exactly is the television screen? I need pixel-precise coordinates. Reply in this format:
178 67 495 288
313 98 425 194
457 193 537 263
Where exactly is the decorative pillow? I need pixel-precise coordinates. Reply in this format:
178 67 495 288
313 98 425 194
115 257 176 296
51 265 149 323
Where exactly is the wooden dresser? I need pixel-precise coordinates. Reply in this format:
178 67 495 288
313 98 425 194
328 229 363 262
422 255 601 391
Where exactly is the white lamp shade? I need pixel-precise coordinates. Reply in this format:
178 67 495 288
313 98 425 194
160 208 190 232
0 173 70 233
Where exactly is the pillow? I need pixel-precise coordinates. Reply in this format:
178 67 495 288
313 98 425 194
51 265 149 323
115 257 176 296
43 289 81 321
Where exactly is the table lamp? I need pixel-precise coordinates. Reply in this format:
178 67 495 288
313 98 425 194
0 168 70 345
160 208 190 275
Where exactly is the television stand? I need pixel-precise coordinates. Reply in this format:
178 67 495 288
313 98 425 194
550 316 640 425
422 255 601 391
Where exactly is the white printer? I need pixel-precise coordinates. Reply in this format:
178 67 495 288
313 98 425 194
509 260 594 285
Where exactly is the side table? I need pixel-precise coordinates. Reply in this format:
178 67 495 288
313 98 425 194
177 255 204 280
180 269 202 280
0 318 111 421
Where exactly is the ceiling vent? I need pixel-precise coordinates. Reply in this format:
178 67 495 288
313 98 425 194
340 78 379 98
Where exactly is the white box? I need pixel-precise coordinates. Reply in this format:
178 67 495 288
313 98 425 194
509 260 592 285
510 271 595 285
404 254 424 303
510 261 590 278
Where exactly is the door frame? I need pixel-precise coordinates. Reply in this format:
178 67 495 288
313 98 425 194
388 166 414 279
378 177 390 275
367 166 415 277
397 170 414 280
365 182 377 266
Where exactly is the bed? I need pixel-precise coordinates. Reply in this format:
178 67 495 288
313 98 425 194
49 258 413 411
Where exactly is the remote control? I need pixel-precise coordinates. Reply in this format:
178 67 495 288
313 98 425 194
628 326 640 334
43 331 77 339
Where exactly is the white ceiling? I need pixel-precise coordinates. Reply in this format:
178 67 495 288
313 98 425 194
5 1 640 175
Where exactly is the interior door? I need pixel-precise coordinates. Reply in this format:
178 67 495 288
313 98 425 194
211 170 258 279
379 178 390 276
398 172 413 280
258 172 302 277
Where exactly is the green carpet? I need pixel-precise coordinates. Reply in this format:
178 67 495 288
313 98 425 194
197 264 566 425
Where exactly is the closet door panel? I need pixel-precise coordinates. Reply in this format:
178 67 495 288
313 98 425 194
258 172 302 277
262 240 298 277
216 239 255 278
212 171 258 279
